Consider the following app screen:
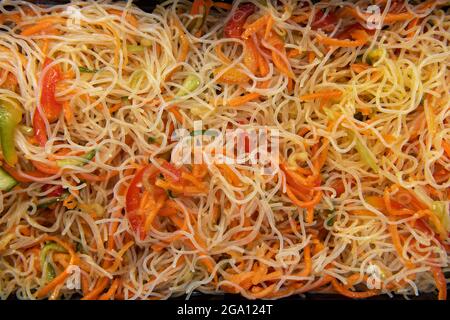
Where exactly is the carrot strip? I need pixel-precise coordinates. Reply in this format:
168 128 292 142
81 277 109 300
243 38 259 75
300 90 342 101
36 269 71 298
98 278 120 300
431 266 447 300
331 278 379 299
388 223 415 268
31 160 60 175
1 164 50 182
213 2 232 10
264 15 273 39
21 18 66 36
241 15 269 40
215 43 232 64
228 92 260 107
285 186 322 208
63 101 73 124
442 141 450 158
317 29 368 47
351 63 369 73
169 106 184 123
308 51 316 63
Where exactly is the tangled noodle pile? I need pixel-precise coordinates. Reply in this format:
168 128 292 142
0 0 448 299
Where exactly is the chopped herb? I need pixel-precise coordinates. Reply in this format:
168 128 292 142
37 191 70 209
325 210 336 227
148 136 156 143
78 66 98 73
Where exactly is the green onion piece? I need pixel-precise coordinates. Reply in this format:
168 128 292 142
326 215 336 227
432 201 450 237
0 99 22 166
127 44 145 53
40 242 67 281
45 264 56 281
78 66 98 73
351 132 379 173
56 149 96 168
176 74 200 97
37 191 69 209
325 210 336 227
148 136 156 143
19 125 34 136
0 167 18 192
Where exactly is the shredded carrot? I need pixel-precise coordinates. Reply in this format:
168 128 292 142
31 160 60 175
81 277 109 300
291 15 309 24
431 266 447 300
214 66 250 84
21 17 66 36
286 186 322 209
213 2 232 10
243 38 259 75
351 63 369 73
331 278 379 299
169 106 184 123
41 39 49 56
228 92 260 107
288 48 301 58
300 90 342 101
108 102 122 114
215 43 232 64
317 29 369 47
62 101 73 124
216 164 242 187
264 15 273 39
99 278 121 300
442 140 450 158
388 222 415 269
241 15 269 40
266 33 295 78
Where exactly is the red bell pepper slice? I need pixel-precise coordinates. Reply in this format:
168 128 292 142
161 161 181 182
42 184 64 197
311 10 337 32
33 57 63 146
224 3 256 38
33 110 47 147
125 165 159 239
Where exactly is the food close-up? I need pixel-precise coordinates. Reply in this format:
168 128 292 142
0 0 448 300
